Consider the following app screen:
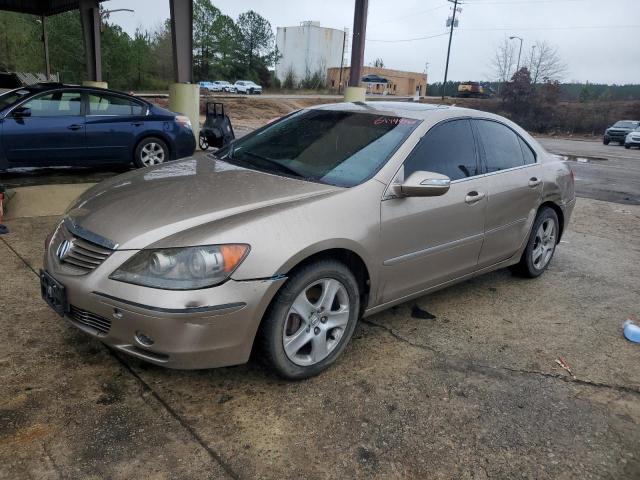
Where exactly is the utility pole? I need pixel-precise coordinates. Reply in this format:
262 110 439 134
338 28 347 94
509 36 523 74
348 0 368 89
442 0 460 100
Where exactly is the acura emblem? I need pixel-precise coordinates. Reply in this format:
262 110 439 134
57 239 73 261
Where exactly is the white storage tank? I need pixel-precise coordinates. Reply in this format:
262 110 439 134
275 21 347 85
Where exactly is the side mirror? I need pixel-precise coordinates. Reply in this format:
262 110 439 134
12 107 31 118
393 171 451 197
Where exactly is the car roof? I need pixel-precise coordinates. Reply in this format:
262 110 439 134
309 101 490 121
18 83 150 104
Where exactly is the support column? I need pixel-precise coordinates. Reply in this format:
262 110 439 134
169 0 199 138
41 15 51 81
345 0 368 102
79 0 106 88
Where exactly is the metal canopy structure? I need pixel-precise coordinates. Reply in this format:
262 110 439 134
0 0 107 82
0 0 105 17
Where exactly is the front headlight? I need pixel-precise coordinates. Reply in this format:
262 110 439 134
110 244 249 290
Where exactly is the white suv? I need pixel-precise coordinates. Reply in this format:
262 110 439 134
234 80 262 95
213 81 235 93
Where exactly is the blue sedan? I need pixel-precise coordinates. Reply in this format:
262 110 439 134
0 84 196 170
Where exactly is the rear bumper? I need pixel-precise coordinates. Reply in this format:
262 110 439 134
173 129 196 159
43 250 286 369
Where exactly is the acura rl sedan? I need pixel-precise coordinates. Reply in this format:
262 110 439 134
41 102 576 379
0 83 196 170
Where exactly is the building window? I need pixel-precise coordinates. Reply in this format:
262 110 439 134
331 80 335 87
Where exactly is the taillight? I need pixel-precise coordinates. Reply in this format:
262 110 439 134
175 115 192 129
569 167 575 184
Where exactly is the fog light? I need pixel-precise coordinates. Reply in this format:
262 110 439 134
135 331 154 346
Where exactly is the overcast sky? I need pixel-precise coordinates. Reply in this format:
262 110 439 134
104 0 640 84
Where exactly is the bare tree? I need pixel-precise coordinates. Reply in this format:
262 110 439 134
526 41 567 83
491 37 516 83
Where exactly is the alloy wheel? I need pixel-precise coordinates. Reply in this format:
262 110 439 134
282 278 350 366
140 142 166 166
531 218 556 270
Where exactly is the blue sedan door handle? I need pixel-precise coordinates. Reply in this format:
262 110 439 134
67 124 82 131
131 121 144 127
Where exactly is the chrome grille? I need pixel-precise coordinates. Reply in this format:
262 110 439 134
69 306 111 335
59 236 112 272
53 219 115 274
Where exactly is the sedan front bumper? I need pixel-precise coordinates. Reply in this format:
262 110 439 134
43 248 285 369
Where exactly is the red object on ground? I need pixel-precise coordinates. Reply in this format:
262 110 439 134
0 188 8 234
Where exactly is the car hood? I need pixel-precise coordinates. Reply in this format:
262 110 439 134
609 126 633 131
66 157 340 250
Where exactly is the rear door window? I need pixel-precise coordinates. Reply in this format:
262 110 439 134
519 137 536 165
88 93 144 115
403 119 479 181
22 91 82 117
475 120 526 172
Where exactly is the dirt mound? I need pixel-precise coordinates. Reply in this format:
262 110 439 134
202 97 334 130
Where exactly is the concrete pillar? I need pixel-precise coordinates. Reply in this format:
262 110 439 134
82 80 108 89
344 86 366 102
169 83 200 139
79 0 102 82
345 0 368 102
169 0 198 137
169 0 194 84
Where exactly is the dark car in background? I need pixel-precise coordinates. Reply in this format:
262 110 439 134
0 83 196 170
603 120 640 145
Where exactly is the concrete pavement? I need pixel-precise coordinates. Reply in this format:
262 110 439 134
1 197 639 479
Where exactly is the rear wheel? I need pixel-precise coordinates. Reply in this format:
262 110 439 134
134 137 169 168
510 207 559 278
259 260 360 380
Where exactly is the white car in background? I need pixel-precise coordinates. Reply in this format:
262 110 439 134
198 81 221 92
213 81 236 93
234 80 262 95
625 127 640 149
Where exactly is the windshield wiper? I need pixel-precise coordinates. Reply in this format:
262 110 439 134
238 151 306 179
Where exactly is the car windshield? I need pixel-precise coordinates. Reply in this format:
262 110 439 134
215 109 420 187
613 121 639 128
0 88 31 110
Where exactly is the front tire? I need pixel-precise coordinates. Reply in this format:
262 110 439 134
511 207 559 278
134 137 169 168
625 144 631 149
259 260 360 380
603 138 610 145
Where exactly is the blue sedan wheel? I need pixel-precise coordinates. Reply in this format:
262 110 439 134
134 137 169 168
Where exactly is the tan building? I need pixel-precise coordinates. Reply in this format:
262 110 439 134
326 66 427 96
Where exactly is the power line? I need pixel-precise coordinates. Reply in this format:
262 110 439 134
366 24 639 43
367 32 449 43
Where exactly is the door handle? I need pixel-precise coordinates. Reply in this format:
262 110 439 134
465 191 486 204
67 124 82 131
131 121 143 127
528 177 542 187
